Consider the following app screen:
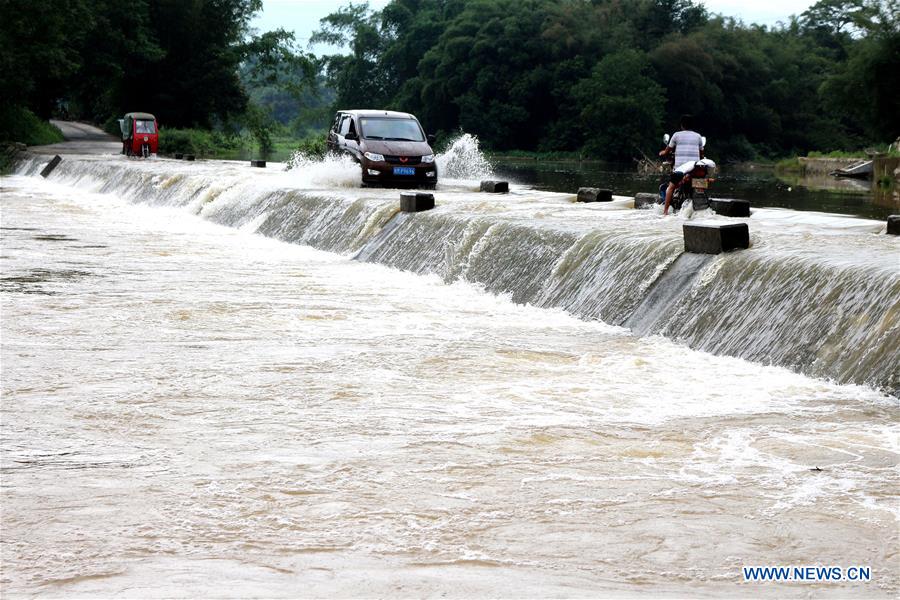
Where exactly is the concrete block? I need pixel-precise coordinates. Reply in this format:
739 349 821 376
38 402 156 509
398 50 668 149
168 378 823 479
683 222 749 254
634 192 658 209
250 160 266 168
577 187 613 203
14 142 26 152
400 191 435 213
480 180 509 193
887 215 900 235
174 153 183 159
40 155 62 178
183 154 195 161
710 198 751 217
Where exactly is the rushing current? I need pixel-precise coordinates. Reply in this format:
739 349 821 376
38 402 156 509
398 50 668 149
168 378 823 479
1 143 898 597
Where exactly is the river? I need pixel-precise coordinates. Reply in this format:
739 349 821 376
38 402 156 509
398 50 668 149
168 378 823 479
490 159 895 220
1 145 898 597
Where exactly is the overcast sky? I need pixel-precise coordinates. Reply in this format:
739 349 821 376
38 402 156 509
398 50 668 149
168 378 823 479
251 0 819 53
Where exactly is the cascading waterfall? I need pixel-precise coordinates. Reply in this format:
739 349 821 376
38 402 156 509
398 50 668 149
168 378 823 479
14 151 900 394
624 253 714 336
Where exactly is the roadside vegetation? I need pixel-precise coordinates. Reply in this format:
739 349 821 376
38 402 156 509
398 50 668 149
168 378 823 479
0 106 64 146
292 134 328 160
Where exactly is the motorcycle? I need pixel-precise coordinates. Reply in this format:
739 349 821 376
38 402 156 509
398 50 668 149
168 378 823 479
658 133 715 213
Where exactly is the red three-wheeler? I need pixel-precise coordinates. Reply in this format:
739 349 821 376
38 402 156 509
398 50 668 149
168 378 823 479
119 112 158 158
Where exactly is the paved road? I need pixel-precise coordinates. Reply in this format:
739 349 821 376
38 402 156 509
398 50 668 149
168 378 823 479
30 120 121 155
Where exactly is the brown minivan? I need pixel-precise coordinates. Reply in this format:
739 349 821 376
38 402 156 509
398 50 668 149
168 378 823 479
326 110 438 188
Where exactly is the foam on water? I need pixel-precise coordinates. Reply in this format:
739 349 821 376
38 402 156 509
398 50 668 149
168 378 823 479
2 173 898 597
11 150 900 393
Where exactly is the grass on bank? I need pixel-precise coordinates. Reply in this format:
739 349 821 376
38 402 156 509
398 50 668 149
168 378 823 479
775 143 900 173
157 128 247 157
0 105 65 173
0 106 65 146
807 148 900 159
774 157 802 172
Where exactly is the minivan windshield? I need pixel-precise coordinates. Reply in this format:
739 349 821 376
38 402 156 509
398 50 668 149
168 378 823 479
359 118 424 142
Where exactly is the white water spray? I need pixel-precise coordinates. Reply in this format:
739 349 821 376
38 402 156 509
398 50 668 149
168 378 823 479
435 133 494 181
282 132 494 187
284 150 362 188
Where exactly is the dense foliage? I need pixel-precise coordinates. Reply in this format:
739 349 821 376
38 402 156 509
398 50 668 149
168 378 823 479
314 0 899 160
2 0 896 161
0 0 312 142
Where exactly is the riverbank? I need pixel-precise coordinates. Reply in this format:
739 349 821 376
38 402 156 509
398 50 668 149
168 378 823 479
0 108 65 173
0 106 64 147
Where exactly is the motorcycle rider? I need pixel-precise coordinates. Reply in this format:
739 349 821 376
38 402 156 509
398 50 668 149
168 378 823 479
658 115 704 215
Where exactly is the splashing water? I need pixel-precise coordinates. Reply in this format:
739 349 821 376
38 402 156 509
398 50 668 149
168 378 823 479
435 133 493 181
283 151 361 189
281 133 493 187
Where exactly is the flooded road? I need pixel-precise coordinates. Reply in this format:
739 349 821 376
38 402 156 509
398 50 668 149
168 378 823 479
2 167 898 597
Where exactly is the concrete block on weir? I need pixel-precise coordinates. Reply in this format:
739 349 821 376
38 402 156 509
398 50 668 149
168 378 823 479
710 198 751 217
683 222 749 254
250 160 266 168
887 215 900 235
174 153 183 159
400 191 435 213
480 180 509 193
40 155 62 178
634 192 658 209
577 187 612 203
183 154 195 161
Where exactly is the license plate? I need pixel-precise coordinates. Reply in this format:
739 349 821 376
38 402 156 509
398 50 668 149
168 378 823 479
393 166 415 176
693 178 708 189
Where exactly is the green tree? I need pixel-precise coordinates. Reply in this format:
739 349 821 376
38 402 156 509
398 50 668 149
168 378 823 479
312 3 392 109
66 0 162 122
415 0 560 149
0 0 92 117
574 50 666 160
819 0 900 141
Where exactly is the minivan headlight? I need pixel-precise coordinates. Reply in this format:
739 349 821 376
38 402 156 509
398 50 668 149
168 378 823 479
421 154 435 163
364 152 385 162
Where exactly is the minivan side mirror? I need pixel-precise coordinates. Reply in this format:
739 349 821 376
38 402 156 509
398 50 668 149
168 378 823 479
427 134 436 144
345 131 358 141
